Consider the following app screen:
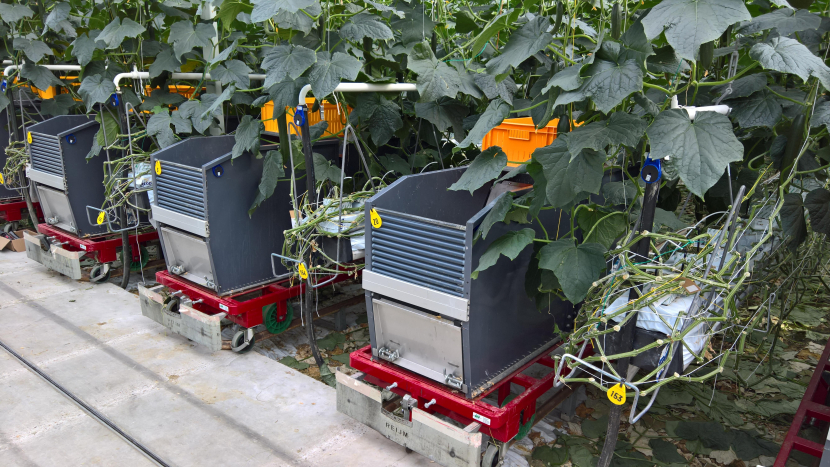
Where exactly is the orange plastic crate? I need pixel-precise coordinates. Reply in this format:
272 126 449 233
481 117 560 167
262 97 349 137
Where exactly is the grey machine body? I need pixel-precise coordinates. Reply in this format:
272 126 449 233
362 167 577 398
27 115 109 236
151 135 293 296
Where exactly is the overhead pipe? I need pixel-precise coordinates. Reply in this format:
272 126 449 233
3 64 82 77
297 83 417 104
114 71 266 91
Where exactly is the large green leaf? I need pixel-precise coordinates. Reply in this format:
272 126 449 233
312 152 342 183
542 65 584 93
641 0 750 60
750 37 830 90
232 115 263 159
646 109 743 198
458 98 511 147
208 40 239 66
340 13 393 42
474 74 515 105
737 8 821 36
168 21 215 60
448 147 507 194
805 188 830 237
713 74 767 100
274 8 318 35
620 19 655 68
41 94 78 116
71 33 99 66
217 1 252 30
44 2 75 37
262 45 317 88
13 38 53 63
19 63 62 93
348 92 402 146
649 439 686 464
249 150 286 216
553 59 643 113
250 0 317 21
149 47 182 78
414 97 467 135
212 60 252 89
470 10 519 58
539 239 606 303
78 75 116 111
577 209 627 249
147 110 177 148
485 17 553 75
307 51 361 98
407 43 461 102
178 95 222 134
0 93 8 111
811 100 830 132
266 78 310 118
532 136 606 208
478 193 513 240
473 228 536 276
0 4 33 23
96 17 146 49
567 113 647 160
729 89 781 128
646 45 686 74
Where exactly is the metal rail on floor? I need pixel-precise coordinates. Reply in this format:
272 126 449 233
0 338 171 467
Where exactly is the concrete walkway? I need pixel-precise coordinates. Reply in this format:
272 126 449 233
0 251 430 467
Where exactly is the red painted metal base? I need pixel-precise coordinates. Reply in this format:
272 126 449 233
775 338 830 466
36 223 158 264
349 343 591 443
0 199 42 223
155 270 352 329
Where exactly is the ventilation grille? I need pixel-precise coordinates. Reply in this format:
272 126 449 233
371 212 467 297
29 133 64 177
155 162 206 220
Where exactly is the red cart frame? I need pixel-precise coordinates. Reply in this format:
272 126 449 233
36 223 158 264
349 342 592 443
775 338 830 466
0 199 41 223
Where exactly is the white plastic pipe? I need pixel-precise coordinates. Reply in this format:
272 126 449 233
670 95 730 120
113 71 266 90
297 83 417 105
3 64 82 77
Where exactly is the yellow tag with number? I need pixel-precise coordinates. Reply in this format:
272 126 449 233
0 173 5 185
607 383 626 405
370 208 382 229
155 160 162 175
26 132 32 144
96 211 106 225
298 263 308 280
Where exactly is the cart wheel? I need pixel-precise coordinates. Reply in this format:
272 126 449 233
89 264 111 283
163 296 180 314
3 221 18 233
263 303 293 334
482 444 500 467
231 329 256 354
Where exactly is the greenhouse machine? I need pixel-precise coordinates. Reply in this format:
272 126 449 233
17 64 160 284
0 63 49 233
129 72 350 353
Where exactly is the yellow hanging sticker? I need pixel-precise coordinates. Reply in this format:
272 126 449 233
298 263 308 280
0 173 5 185
606 383 627 405
26 132 32 144
155 160 162 175
370 208 382 229
96 211 106 225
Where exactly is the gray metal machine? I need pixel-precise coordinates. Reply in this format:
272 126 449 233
26 115 109 236
362 167 577 398
151 135 293 295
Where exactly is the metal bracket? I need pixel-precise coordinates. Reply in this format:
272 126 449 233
85 205 140 233
444 374 463 390
378 346 400 362
170 264 185 275
401 394 418 421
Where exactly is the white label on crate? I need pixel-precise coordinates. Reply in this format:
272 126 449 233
472 412 491 426
219 304 229 312
80 245 87 250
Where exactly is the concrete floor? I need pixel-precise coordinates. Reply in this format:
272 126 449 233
0 251 431 467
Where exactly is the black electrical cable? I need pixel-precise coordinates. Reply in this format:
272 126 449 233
0 338 171 467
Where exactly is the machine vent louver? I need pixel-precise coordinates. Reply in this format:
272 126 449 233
155 162 205 220
370 212 466 297
29 133 64 177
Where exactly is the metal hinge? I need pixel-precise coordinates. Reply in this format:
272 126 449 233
170 265 185 275
445 374 463 390
378 346 400 362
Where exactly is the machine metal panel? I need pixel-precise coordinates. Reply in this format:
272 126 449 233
151 204 207 237
362 269 469 321
159 226 215 290
155 161 206 220
27 168 64 190
37 185 78 234
28 133 64 177
372 298 464 388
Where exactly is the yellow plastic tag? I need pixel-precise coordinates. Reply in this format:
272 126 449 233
96 211 106 225
607 383 626 405
298 263 308 280
370 208 382 229
26 132 32 144
0 173 5 185
155 160 162 175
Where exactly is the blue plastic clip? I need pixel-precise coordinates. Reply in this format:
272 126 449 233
641 158 662 184
110 94 119 107
212 164 224 178
65 134 76 145
293 105 306 127
1 80 6 92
